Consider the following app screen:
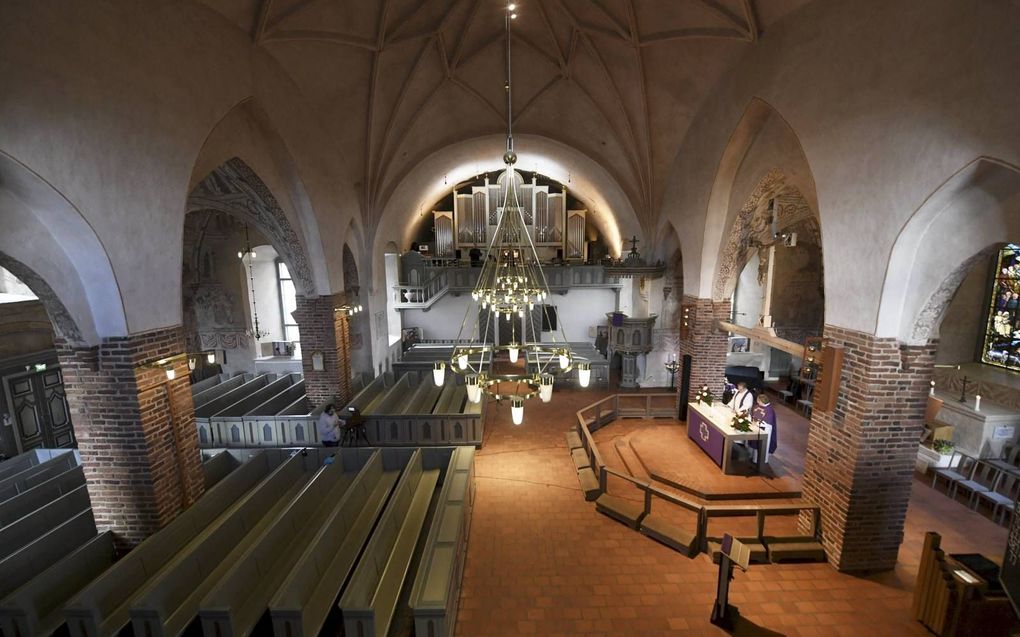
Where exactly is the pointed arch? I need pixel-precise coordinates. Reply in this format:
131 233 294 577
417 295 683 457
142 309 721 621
877 157 1020 343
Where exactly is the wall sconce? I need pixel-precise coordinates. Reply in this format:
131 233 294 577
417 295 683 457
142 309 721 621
164 366 176 381
679 303 696 339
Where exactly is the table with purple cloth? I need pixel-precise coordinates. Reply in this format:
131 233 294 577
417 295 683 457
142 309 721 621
687 401 771 474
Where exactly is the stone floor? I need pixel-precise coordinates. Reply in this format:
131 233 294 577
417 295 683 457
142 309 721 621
454 387 1009 636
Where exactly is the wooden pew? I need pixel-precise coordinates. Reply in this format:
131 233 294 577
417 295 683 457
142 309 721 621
268 451 400 637
202 451 240 491
0 484 91 561
0 508 98 598
0 451 41 481
0 451 78 503
409 447 476 637
63 449 288 637
0 531 115 637
0 466 85 528
339 449 441 637
196 454 359 637
125 452 319 637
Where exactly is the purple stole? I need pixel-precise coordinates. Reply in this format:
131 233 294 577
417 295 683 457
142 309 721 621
750 403 778 454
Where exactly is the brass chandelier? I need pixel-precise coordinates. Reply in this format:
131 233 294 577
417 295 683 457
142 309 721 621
432 2 591 425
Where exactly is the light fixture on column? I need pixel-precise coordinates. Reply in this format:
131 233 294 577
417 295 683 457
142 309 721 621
427 2 587 426
164 366 176 381
187 357 197 372
138 350 216 381
207 351 217 364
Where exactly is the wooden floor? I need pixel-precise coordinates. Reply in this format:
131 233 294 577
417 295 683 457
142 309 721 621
454 385 1009 637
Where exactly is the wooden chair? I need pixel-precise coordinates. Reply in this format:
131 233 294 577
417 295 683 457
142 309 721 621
953 460 1001 506
988 444 1020 477
975 472 1020 524
931 452 979 494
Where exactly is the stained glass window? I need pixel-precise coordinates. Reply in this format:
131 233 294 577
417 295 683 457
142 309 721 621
982 244 1020 370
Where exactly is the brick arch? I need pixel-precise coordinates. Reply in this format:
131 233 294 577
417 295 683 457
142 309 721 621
187 157 316 297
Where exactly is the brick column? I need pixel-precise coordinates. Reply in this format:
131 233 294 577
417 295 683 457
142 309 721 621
676 297 731 411
56 326 204 550
801 325 936 571
294 294 354 408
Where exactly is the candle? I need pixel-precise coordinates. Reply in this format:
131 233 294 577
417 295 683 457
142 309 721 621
975 395 982 411
930 380 935 396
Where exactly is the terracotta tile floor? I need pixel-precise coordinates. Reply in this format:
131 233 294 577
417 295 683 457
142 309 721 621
454 387 1008 636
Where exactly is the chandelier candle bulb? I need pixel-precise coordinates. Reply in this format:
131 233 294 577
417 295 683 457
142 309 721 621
578 362 591 388
509 345 519 363
559 353 569 369
976 395 982 411
458 353 469 370
511 397 524 425
466 374 481 403
433 361 446 386
164 367 176 381
540 374 553 402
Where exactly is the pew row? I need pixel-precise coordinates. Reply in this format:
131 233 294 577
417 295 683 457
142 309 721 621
196 452 367 637
409 446 476 637
126 452 323 637
202 451 240 491
339 449 440 637
64 449 291 637
0 451 79 503
0 485 91 561
0 508 98 598
0 531 115 637
0 466 85 528
269 451 401 637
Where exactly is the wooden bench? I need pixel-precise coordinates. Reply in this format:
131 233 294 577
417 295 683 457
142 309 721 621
0 531 115 637
0 466 85 528
339 449 441 637
409 447 476 637
126 452 319 637
639 489 704 558
202 451 240 491
565 430 583 450
268 451 400 637
595 493 646 530
0 451 42 481
570 447 591 471
64 450 288 637
196 454 361 637
757 505 825 563
0 451 78 503
576 467 600 501
0 508 98 598
0 484 91 561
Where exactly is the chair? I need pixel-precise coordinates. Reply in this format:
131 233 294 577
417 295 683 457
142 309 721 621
796 383 814 417
931 452 979 494
953 460 1001 506
975 472 1020 525
988 444 1020 477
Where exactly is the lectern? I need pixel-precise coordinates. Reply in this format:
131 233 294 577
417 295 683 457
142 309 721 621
711 533 750 629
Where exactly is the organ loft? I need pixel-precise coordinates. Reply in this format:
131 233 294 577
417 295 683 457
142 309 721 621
1 1 1019 636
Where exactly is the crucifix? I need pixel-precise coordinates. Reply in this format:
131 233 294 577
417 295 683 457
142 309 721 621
627 235 640 257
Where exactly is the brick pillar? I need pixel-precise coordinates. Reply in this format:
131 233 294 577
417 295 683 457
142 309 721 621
676 296 731 412
294 294 354 408
800 325 937 571
56 326 204 550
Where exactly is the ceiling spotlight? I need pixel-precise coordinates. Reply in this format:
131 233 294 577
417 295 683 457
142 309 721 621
508 3 516 10
510 12 517 19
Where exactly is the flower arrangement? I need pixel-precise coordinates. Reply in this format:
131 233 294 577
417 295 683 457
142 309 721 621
695 384 714 406
933 439 955 455
731 410 753 433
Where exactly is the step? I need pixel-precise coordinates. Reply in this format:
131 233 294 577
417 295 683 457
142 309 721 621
639 514 698 558
595 494 645 530
576 468 600 501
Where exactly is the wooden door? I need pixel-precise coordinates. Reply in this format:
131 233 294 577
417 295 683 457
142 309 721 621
5 368 74 452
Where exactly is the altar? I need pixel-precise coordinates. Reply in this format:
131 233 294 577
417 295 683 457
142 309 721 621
687 401 772 474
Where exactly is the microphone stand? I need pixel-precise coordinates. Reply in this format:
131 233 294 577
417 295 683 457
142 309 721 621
755 422 765 475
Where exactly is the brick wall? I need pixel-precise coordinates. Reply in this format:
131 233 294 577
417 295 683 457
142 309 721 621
294 294 354 408
56 326 204 549
676 296 731 409
800 325 936 571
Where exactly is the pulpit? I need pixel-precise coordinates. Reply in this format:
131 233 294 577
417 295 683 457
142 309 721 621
606 312 656 388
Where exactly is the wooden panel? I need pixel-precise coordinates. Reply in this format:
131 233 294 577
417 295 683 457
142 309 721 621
813 344 844 412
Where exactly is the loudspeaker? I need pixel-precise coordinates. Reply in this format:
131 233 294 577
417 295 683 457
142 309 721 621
455 249 462 260
556 248 563 260
678 354 693 421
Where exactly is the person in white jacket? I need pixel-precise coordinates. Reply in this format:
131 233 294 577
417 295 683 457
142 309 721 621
728 381 754 413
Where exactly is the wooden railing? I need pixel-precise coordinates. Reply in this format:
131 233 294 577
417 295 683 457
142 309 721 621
392 269 451 309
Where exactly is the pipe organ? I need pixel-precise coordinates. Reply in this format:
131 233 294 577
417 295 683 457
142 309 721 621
434 170 587 260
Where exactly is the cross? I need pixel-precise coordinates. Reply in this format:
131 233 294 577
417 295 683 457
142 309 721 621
628 235 640 255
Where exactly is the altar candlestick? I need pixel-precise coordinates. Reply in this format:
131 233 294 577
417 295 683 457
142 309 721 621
975 395 982 411
930 380 935 396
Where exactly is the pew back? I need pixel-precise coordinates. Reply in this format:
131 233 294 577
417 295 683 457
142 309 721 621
0 484 91 561
0 466 85 528
0 451 78 502
0 508 98 598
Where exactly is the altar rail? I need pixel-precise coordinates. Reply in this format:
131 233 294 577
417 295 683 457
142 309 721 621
572 394 824 562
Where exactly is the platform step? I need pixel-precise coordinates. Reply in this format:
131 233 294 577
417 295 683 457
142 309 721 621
763 536 826 563
595 494 645 530
639 514 698 558
613 440 649 481
576 468 600 501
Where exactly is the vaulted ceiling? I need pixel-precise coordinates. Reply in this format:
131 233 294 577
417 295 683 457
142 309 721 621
198 0 809 239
